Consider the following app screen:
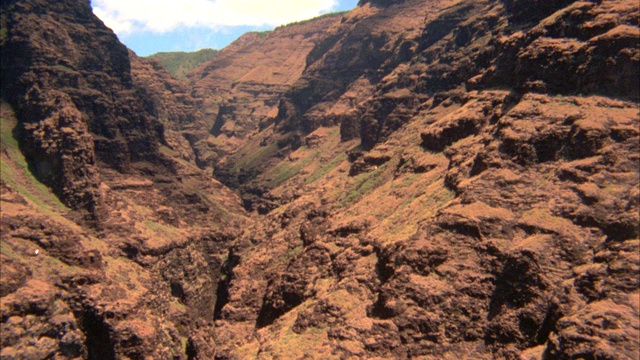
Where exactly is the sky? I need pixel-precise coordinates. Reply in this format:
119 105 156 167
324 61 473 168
91 0 359 56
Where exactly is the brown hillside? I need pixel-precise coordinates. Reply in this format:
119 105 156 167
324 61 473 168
210 0 639 358
1 0 246 358
1 0 639 359
187 13 349 165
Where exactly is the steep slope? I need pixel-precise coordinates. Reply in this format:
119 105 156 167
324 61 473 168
128 51 212 167
1 0 638 359
216 0 453 207
0 0 150 218
186 13 349 168
209 0 640 358
1 0 247 358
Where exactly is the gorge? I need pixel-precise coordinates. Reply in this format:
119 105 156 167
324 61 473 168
1 0 639 359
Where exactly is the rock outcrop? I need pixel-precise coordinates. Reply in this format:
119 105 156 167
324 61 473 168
187 13 348 168
205 0 639 358
1 0 246 358
1 0 171 218
1 0 638 359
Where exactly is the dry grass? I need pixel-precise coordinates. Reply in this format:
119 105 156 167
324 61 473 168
134 218 188 251
518 207 578 237
254 300 337 360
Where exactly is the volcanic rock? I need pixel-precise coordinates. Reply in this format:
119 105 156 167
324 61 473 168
1 0 638 359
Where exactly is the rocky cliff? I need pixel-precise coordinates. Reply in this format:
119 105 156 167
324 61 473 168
1 0 639 359
1 0 170 219
186 13 348 169
208 0 639 358
1 0 245 358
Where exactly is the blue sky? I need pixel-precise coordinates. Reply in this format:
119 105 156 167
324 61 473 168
91 0 359 56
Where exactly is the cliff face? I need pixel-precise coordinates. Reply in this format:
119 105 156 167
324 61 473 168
0 0 168 218
128 51 207 165
1 0 639 359
186 14 348 168
1 0 246 358
206 0 639 359
274 0 639 150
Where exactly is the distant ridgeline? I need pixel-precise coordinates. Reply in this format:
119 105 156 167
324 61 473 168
274 10 348 30
146 48 219 78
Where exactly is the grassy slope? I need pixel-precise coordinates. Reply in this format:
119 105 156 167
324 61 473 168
1 101 107 293
147 48 219 79
0 102 68 215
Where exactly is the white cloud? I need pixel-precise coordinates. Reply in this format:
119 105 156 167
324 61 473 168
91 0 339 35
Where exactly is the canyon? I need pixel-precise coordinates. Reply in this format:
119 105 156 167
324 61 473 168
1 0 638 359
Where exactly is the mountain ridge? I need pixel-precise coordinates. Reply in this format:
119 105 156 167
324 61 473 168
146 49 219 79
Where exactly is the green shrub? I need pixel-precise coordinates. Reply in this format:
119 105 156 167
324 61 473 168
147 49 219 78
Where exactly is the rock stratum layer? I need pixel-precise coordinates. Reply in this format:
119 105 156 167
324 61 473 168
1 0 639 359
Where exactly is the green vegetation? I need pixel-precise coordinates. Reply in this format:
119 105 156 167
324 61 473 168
265 325 333 359
274 11 348 30
0 13 8 45
341 164 389 205
277 244 303 264
230 142 280 173
0 103 67 213
52 64 76 74
147 48 219 79
249 30 272 38
142 220 183 242
372 178 455 245
266 153 317 187
305 151 348 184
0 241 18 260
0 27 7 44
181 337 188 354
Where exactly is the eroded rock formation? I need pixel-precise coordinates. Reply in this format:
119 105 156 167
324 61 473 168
1 0 245 358
1 0 638 359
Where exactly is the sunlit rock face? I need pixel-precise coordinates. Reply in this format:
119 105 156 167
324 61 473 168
1 0 638 359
